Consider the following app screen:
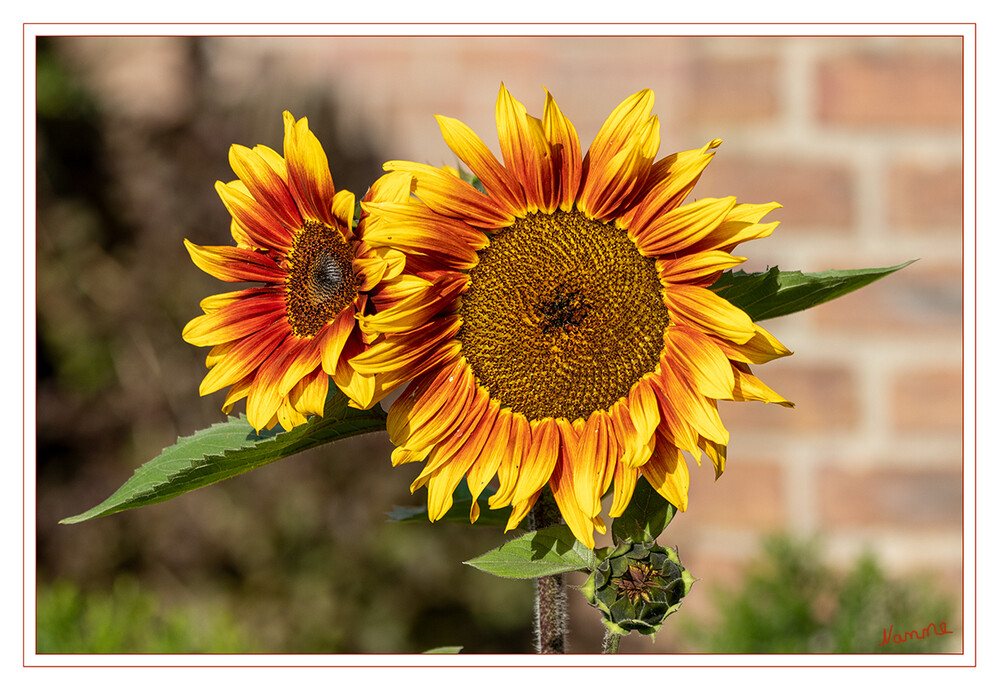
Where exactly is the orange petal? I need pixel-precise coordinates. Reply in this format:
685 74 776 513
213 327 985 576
183 291 285 347
665 325 737 399
666 284 756 345
509 417 560 507
282 111 336 226
609 462 639 518
436 113 526 215
215 180 293 252
228 143 301 231
633 196 736 256
184 240 285 284
496 84 554 213
384 160 513 229
542 88 582 212
641 436 690 511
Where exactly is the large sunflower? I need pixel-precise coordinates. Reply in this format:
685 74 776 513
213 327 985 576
354 86 793 547
183 111 401 431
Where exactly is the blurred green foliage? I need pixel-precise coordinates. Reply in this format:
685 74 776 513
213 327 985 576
685 535 957 653
37 577 249 653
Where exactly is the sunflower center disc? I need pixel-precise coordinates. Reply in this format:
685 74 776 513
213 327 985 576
285 220 356 338
458 210 670 422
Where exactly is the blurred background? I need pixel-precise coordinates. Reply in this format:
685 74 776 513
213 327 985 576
34 34 965 654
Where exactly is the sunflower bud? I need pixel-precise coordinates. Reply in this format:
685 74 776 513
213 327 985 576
581 542 695 636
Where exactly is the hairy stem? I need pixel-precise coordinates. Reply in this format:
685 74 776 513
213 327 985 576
602 630 622 654
529 490 567 653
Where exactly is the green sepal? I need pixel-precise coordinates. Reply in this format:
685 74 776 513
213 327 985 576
386 479 511 527
60 388 386 524
710 261 915 322
422 646 463 654
611 476 677 544
464 524 597 579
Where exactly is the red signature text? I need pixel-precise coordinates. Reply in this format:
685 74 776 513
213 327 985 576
879 622 954 647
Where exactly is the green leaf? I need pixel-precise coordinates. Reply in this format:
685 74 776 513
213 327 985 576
61 388 386 524
611 476 677 544
464 525 596 579
422 646 463 654
711 261 914 322
386 479 511 527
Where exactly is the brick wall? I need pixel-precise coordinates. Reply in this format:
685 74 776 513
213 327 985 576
50 34 966 652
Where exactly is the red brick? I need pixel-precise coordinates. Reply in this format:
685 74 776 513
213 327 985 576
683 56 780 125
890 366 964 434
817 53 963 128
695 155 854 232
720 362 859 433
817 466 963 529
685 461 786 530
888 161 964 235
812 261 962 338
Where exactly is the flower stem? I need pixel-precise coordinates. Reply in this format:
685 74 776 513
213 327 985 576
602 630 622 654
529 490 567 653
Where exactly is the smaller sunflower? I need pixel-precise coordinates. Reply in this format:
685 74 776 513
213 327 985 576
183 112 402 430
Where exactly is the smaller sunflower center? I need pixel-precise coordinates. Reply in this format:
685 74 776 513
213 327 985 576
285 220 356 338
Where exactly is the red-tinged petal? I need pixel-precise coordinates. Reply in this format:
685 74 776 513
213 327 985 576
390 362 476 451
509 417 560 507
641 435 690 511
361 201 486 268
435 114 526 215
496 84 554 214
647 367 707 454
579 116 660 221
542 88 582 212
489 411 532 509
574 411 611 518
548 419 594 549
586 89 655 169
184 240 286 284
618 139 722 231
422 392 498 521
199 320 289 396
215 181 293 252
228 144 302 231
245 334 299 431
183 292 286 347
665 324 737 399
656 358 729 446
609 398 653 469
658 251 747 286
350 315 461 377
466 404 512 521
384 160 514 229
688 202 781 254
667 284 756 345
282 111 336 226
632 196 736 257
386 360 465 443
